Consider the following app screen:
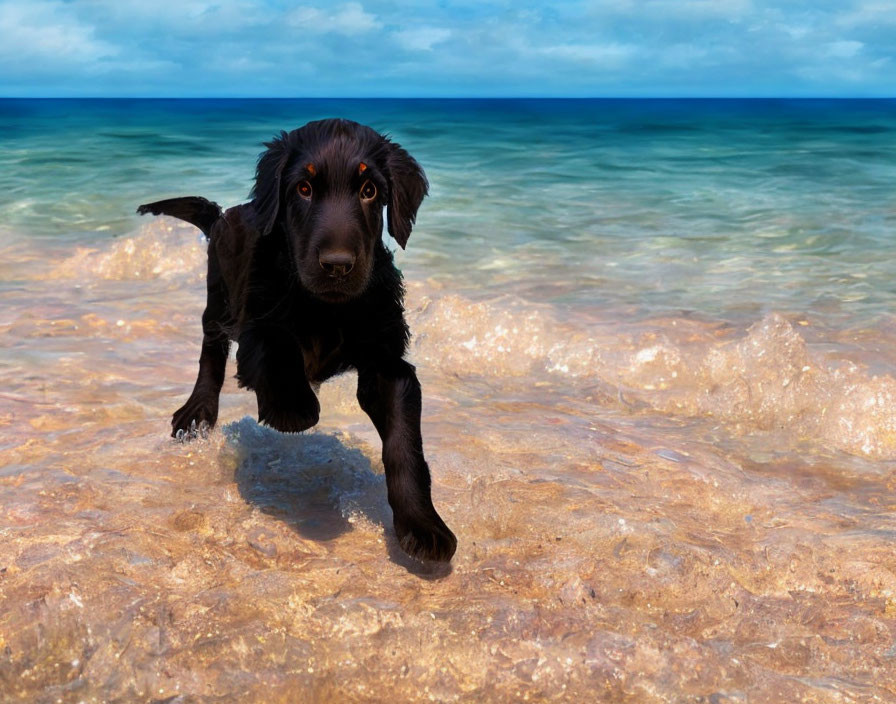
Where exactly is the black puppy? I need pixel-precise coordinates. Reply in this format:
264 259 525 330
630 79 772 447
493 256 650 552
138 119 456 562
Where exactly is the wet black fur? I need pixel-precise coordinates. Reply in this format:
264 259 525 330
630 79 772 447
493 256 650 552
137 119 456 562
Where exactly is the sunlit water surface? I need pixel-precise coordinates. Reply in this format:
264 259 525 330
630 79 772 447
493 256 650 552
2 99 896 702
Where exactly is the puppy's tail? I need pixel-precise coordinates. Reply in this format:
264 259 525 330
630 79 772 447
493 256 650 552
136 196 222 237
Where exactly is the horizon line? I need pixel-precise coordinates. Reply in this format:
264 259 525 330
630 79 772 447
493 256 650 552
1 95 894 101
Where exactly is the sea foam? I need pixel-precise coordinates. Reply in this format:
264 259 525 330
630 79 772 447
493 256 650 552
50 221 207 282
411 290 896 459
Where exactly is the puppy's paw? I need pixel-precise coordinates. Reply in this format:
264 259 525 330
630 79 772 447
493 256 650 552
257 387 320 433
171 395 218 439
394 510 457 563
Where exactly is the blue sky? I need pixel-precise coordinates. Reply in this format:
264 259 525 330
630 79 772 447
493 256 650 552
0 0 893 97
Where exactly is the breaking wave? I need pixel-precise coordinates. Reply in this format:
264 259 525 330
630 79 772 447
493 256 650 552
48 220 896 459
51 220 207 281
410 293 896 459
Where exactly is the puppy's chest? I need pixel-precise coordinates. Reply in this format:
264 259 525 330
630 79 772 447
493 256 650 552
299 328 350 382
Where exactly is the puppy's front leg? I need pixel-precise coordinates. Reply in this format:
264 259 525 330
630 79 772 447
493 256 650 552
236 327 320 433
172 245 229 437
357 360 457 562
171 325 228 437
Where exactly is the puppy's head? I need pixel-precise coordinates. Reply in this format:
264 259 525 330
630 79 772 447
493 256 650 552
250 119 428 303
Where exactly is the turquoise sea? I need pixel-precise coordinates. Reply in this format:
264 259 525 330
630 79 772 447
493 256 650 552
2 99 896 701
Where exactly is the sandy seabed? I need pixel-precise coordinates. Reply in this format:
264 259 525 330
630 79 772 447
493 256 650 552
2 224 896 703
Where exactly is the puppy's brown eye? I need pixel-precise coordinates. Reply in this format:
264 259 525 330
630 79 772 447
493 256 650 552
297 181 312 199
360 181 377 201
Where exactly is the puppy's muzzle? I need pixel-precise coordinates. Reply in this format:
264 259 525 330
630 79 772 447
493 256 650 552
318 248 356 278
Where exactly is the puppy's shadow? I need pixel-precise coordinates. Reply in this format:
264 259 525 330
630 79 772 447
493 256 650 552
222 417 451 578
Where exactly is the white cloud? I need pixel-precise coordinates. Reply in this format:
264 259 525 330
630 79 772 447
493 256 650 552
826 40 864 58
393 27 452 52
0 1 117 65
540 43 636 66
836 2 896 28
288 3 382 36
588 0 752 21
91 0 214 21
780 25 810 40
661 43 710 68
647 0 752 19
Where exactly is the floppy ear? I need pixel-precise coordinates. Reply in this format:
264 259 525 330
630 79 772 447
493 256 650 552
385 141 428 249
250 131 293 236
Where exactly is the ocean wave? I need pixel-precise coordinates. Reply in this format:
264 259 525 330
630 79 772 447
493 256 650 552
410 292 896 459
43 219 896 459
50 220 206 281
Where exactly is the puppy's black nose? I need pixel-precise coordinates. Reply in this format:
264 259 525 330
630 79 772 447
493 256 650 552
319 249 355 278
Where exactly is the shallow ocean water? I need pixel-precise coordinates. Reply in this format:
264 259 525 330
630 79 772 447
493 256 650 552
2 99 896 702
